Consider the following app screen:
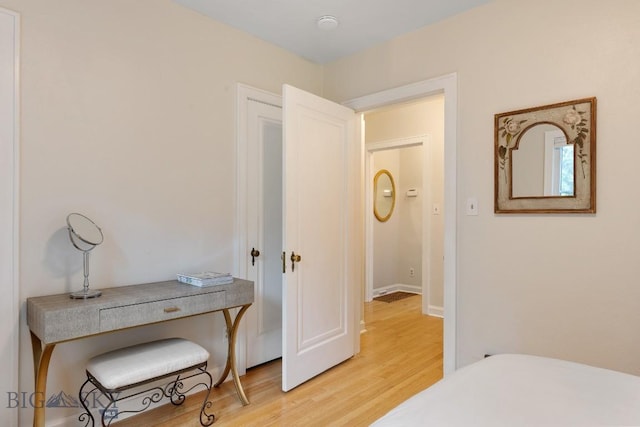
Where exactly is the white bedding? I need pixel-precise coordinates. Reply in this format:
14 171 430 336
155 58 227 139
372 354 640 426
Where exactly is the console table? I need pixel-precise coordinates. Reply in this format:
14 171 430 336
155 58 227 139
27 278 254 427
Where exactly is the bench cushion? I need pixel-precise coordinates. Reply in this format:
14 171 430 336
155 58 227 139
87 338 210 390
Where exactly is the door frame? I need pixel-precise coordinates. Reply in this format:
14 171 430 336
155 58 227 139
344 72 458 374
0 6 19 426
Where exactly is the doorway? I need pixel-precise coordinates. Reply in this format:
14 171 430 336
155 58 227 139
368 144 429 303
237 84 359 391
369 145 426 300
364 95 445 319
235 84 284 372
236 73 458 378
345 74 457 374
243 94 283 369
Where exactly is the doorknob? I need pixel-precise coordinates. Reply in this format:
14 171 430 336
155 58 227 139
290 251 301 272
250 248 260 266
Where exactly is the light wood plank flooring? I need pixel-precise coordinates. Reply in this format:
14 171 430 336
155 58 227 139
115 294 443 426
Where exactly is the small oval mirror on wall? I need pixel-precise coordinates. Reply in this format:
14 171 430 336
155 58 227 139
374 169 396 222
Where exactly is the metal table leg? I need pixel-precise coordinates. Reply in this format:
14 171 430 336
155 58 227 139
30 331 55 427
214 304 251 405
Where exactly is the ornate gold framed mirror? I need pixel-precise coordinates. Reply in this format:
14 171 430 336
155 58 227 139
374 169 396 222
495 97 596 213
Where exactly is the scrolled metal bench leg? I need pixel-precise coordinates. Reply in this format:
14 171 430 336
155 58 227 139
78 378 95 427
199 369 215 426
165 375 186 406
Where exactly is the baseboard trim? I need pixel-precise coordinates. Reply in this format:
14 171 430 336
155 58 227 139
427 305 444 318
373 283 421 298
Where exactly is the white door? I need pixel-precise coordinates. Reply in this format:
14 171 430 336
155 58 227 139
245 99 283 368
282 85 358 391
0 7 18 427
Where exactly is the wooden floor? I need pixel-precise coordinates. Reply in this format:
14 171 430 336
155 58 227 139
116 294 443 426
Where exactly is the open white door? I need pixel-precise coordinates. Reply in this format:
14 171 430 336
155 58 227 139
282 85 359 391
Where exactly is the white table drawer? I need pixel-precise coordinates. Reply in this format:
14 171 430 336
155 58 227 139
100 290 225 331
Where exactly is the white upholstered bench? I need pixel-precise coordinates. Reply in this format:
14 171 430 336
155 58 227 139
78 338 215 426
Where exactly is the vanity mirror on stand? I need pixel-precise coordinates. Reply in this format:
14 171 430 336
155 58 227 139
494 97 596 213
67 213 103 298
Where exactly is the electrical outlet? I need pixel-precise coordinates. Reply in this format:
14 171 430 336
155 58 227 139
409 267 415 277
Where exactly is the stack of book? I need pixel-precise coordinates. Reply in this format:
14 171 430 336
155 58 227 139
176 271 234 287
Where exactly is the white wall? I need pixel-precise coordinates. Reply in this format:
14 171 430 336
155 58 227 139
371 146 425 294
324 0 640 373
397 147 423 289
372 150 402 290
0 0 323 425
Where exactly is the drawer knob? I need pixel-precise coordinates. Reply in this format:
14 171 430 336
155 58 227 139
164 307 181 313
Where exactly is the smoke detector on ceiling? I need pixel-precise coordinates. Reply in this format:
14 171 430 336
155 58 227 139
317 15 339 31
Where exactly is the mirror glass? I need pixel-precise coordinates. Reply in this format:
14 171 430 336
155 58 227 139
512 123 574 197
66 213 103 299
495 97 596 213
374 169 395 222
67 213 104 246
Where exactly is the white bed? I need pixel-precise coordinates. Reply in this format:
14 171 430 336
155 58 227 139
372 354 640 426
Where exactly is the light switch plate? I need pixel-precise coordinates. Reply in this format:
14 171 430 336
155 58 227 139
466 197 478 216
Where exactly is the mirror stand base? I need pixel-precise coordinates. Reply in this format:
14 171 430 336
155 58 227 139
70 289 102 299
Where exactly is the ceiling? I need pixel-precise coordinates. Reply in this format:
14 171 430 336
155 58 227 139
173 0 491 64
